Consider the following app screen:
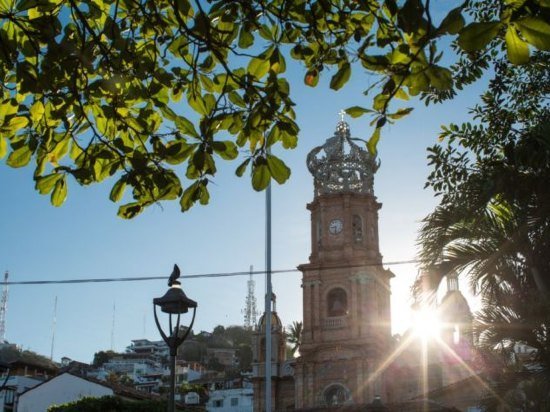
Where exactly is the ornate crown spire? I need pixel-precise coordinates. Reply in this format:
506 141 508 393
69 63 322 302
306 118 379 197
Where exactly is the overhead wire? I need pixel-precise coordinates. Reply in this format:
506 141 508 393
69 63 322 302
5 259 420 286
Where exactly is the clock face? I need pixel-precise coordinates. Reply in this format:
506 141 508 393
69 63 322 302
329 219 343 235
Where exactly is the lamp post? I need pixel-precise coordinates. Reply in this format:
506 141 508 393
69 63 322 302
153 264 197 412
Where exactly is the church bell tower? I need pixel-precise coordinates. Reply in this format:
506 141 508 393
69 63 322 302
294 120 394 408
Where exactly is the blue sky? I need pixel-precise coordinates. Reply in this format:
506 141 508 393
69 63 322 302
0 57 484 363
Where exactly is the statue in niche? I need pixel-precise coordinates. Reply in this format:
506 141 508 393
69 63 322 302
352 215 363 243
328 288 348 317
324 384 349 406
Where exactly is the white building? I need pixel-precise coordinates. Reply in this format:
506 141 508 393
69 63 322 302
16 372 158 412
206 387 253 412
0 376 41 412
102 354 162 381
17 373 113 412
126 339 168 359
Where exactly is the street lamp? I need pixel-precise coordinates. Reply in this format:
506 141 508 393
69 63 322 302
153 264 197 412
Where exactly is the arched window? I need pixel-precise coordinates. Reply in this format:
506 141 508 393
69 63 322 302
327 288 348 317
352 215 363 243
324 384 350 406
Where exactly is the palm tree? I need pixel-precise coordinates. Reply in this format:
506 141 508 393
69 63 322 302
417 54 550 407
286 321 302 357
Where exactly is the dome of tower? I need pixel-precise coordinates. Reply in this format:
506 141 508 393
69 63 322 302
438 274 472 322
306 120 379 197
439 290 472 322
257 311 282 332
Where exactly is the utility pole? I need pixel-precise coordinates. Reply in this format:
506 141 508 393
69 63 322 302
265 179 273 411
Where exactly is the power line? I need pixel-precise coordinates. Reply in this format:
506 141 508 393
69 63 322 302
5 259 420 286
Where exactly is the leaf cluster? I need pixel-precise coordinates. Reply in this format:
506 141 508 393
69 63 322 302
47 395 194 411
1 0 549 216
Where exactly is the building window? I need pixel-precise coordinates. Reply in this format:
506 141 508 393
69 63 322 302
213 399 223 408
324 384 350 406
327 288 348 317
352 215 363 243
231 397 239 406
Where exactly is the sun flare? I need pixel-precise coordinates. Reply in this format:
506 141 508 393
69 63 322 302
412 308 442 340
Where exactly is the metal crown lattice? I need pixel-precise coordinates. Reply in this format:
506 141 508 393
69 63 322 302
306 120 379 197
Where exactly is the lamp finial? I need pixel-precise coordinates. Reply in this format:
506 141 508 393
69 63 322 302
168 264 181 287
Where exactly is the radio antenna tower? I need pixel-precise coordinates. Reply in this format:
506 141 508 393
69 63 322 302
0 271 9 343
50 296 58 360
242 265 259 329
111 302 116 351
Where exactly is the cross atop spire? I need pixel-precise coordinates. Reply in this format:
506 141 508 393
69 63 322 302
338 109 346 122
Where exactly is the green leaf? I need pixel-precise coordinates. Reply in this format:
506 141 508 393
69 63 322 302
457 22 502 52
0 99 18 120
266 154 290 184
3 116 29 133
505 25 530 64
330 62 351 90
404 71 430 95
438 7 464 34
247 57 270 79
179 184 194 212
51 176 67 206
188 95 208 116
387 107 414 119
16 0 39 11
175 116 199 138
373 94 390 111
281 131 297 149
36 173 62 194
515 17 550 51
7 145 32 167
117 202 143 219
235 158 251 177
109 178 127 202
398 0 424 33
203 94 216 114
175 0 193 20
198 181 209 205
0 137 6 158
252 162 270 191
367 128 381 155
346 106 372 118
394 88 410 100
180 181 205 212
304 69 319 87
228 92 246 108
270 48 286 74
238 27 254 48
425 66 453 90
165 140 194 164
29 101 45 123
212 141 238 160
51 136 70 164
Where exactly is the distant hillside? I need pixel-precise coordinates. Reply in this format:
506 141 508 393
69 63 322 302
0 344 58 370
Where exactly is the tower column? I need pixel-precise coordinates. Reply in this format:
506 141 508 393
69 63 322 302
349 275 359 338
313 279 321 342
